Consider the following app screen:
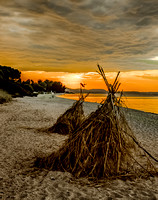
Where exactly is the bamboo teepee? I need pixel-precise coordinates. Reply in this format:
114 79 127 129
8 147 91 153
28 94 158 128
48 83 86 135
35 65 157 179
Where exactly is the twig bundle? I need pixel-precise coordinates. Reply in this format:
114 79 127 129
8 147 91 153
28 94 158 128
48 97 85 135
48 83 87 135
35 65 157 179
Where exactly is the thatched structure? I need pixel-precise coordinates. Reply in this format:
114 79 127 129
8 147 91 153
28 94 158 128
48 98 85 135
48 84 87 135
35 65 157 179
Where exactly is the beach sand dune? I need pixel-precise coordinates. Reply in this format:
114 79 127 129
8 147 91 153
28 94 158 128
0 95 158 199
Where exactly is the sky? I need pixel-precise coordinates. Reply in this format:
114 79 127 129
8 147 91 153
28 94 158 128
0 0 158 91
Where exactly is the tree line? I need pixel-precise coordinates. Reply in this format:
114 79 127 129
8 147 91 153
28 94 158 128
22 79 66 93
0 65 66 96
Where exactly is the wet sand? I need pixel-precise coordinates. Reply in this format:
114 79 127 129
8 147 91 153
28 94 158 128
0 95 158 199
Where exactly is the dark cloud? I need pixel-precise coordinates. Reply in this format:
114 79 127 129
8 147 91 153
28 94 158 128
47 1 73 16
136 17 151 27
0 0 158 72
0 9 11 17
128 0 158 17
69 0 84 3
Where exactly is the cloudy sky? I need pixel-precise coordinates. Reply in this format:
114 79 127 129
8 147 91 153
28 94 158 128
0 0 158 90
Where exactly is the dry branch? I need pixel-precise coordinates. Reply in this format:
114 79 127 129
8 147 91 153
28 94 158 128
35 65 158 180
48 83 87 135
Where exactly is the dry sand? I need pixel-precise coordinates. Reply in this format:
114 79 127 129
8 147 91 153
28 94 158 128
0 94 158 200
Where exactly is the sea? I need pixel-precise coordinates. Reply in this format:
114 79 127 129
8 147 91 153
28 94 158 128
59 93 158 114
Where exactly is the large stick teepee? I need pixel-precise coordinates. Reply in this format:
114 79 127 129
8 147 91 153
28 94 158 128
35 65 157 179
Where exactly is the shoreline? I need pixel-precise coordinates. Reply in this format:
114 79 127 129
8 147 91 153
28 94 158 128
0 96 158 199
57 93 158 115
57 94 158 116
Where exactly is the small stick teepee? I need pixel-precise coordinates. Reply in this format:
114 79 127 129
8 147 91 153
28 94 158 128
48 83 86 135
35 65 157 179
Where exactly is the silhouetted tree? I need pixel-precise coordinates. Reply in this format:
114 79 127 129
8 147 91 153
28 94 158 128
0 65 21 81
51 81 66 93
0 65 66 95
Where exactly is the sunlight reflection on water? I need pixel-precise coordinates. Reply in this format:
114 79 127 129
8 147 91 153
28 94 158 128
59 93 158 114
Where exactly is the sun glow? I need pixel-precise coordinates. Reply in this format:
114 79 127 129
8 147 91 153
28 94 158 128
59 73 84 88
21 70 158 92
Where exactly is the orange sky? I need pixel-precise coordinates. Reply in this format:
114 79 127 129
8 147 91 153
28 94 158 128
1 1 158 92
21 70 158 92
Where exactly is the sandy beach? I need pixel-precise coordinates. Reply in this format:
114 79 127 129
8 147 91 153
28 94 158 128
0 95 158 200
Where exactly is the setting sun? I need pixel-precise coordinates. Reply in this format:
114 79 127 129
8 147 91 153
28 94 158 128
59 73 84 88
21 70 158 92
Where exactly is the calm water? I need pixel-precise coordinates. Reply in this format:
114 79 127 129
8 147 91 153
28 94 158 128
59 93 158 114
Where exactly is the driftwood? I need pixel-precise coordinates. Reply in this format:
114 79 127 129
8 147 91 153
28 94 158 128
48 83 87 135
35 65 157 179
48 98 85 135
